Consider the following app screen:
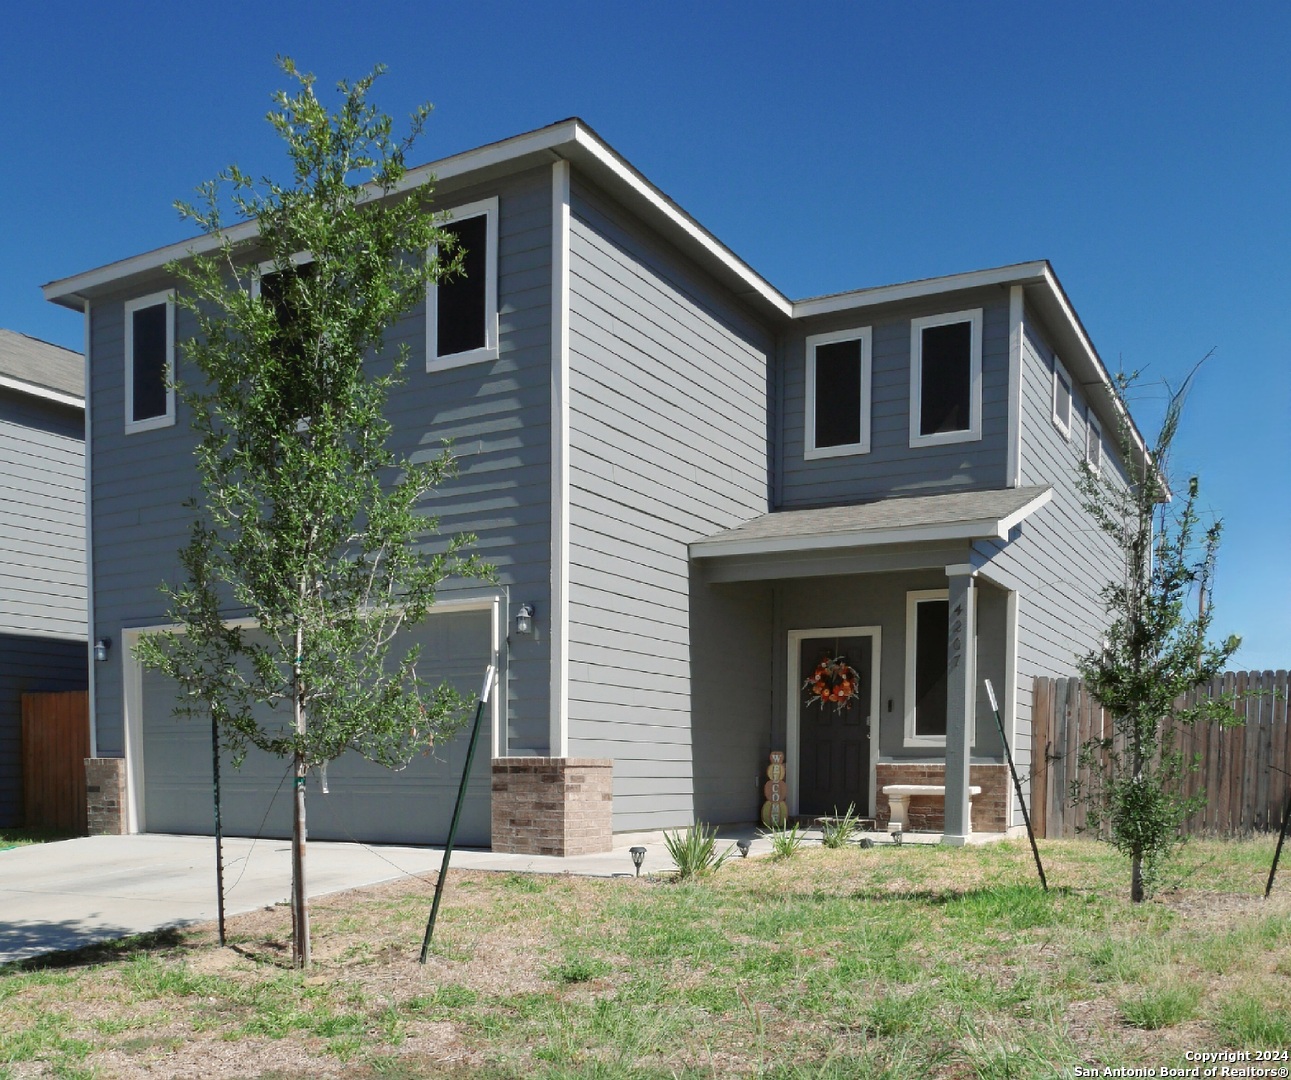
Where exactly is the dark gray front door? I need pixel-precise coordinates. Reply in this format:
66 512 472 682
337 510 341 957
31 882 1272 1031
797 634 872 817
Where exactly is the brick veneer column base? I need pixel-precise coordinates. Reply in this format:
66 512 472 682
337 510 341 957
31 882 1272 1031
875 762 1010 834
491 757 613 856
85 758 126 835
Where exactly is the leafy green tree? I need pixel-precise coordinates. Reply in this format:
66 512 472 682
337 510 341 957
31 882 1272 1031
1074 367 1240 902
135 60 488 966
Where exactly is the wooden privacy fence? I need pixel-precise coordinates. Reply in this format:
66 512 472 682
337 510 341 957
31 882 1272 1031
21 690 89 833
1031 672 1290 839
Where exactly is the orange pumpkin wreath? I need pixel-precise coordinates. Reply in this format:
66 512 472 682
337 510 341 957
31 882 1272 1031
803 654 861 712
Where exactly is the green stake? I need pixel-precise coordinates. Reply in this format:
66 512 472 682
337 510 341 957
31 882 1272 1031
984 679 1048 891
420 664 495 964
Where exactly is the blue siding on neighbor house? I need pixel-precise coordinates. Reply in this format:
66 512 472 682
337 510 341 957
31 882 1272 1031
777 292 1011 508
567 174 773 831
0 633 87 826
0 390 85 640
87 166 554 761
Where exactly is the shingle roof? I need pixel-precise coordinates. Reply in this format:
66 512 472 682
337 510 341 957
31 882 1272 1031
691 486 1052 558
0 329 84 401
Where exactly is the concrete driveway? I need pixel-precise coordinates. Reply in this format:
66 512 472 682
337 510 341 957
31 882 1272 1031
0 829 771 965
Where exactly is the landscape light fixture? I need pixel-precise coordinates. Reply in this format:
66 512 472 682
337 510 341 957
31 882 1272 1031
629 845 646 876
514 603 534 636
93 638 111 663
736 839 751 858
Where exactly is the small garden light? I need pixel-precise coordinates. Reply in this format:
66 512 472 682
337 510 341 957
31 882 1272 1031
629 845 646 876
514 603 534 636
736 839 751 858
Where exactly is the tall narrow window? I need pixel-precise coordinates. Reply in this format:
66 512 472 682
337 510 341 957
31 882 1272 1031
1086 409 1103 473
428 197 498 370
805 327 872 458
255 258 316 424
124 291 175 433
905 590 949 744
909 309 982 447
1052 357 1072 439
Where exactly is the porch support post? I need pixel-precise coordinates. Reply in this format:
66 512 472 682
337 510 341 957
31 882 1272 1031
943 564 977 846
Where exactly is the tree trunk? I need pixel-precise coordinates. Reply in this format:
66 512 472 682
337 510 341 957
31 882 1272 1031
1131 851 1145 903
291 623 310 968
291 749 309 967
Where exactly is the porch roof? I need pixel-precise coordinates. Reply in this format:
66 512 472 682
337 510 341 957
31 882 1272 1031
690 486 1052 559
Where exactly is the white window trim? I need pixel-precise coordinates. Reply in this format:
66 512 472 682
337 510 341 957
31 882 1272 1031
909 308 983 448
1052 356 1073 440
250 251 314 298
124 290 176 434
427 196 499 372
904 588 950 748
1086 408 1103 474
804 326 872 459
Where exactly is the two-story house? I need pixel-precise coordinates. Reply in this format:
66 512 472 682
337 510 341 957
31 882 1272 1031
0 329 88 827
42 119 1145 854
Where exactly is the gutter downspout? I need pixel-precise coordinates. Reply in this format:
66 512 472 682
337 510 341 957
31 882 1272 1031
82 297 97 759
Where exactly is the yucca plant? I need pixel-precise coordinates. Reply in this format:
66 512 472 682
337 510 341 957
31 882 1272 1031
820 804 862 848
762 820 806 860
663 822 735 880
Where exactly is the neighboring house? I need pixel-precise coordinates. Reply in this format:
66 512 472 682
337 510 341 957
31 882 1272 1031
42 119 1146 854
0 329 88 827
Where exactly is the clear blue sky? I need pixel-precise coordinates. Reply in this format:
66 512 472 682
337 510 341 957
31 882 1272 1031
3 2 1286 668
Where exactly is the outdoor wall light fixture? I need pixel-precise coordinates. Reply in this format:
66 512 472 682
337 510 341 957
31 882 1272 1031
629 846 646 877
736 839 751 858
514 603 535 636
93 638 111 662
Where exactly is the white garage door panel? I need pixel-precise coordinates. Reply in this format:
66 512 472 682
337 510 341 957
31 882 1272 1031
140 609 494 846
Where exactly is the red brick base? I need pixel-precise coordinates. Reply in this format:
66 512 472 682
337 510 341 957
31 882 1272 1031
874 762 1010 833
85 757 126 835
491 757 613 856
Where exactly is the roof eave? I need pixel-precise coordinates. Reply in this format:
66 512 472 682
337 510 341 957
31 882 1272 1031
690 488 1052 561
42 118 795 321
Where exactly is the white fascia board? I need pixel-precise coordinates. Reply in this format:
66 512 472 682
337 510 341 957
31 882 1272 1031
570 126 793 317
791 262 1049 320
43 118 796 322
0 373 83 409
42 121 586 309
1036 265 1153 470
996 487 1053 534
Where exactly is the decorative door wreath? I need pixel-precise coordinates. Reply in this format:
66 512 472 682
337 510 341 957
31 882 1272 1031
803 654 861 712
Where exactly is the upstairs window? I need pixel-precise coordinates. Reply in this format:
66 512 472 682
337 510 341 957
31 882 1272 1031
253 257 317 424
1052 357 1073 439
124 291 175 433
1086 409 1103 473
428 197 498 370
904 590 949 745
805 327 872 458
909 309 982 447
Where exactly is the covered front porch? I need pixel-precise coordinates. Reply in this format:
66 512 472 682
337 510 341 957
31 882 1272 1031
689 487 1051 845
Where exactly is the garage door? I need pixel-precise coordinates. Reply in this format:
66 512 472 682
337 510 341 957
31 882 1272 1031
139 607 494 847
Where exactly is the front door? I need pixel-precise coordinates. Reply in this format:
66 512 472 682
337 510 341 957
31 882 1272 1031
793 630 877 817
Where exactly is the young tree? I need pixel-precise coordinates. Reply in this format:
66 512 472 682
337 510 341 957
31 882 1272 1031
135 60 489 966
1074 367 1240 902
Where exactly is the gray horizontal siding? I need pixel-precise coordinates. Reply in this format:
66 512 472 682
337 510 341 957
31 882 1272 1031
977 304 1132 815
0 390 85 639
88 166 553 763
567 173 772 832
0 633 88 826
778 294 1010 508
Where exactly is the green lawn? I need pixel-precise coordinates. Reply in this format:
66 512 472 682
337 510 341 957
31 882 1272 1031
0 827 77 852
2 838 1289 1078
